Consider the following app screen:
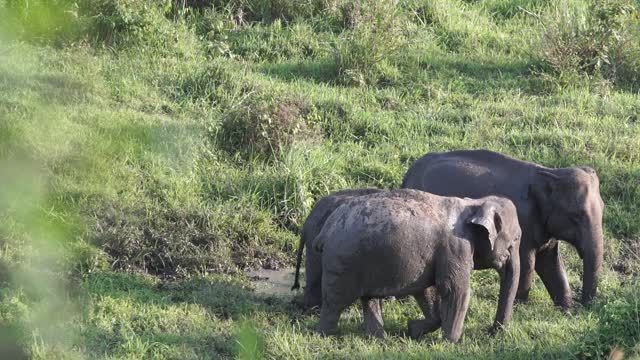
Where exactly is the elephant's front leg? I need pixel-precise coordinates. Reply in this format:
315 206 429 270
361 297 385 338
535 242 572 311
516 248 536 302
318 288 352 336
408 286 441 340
438 268 472 343
317 304 342 336
317 269 355 336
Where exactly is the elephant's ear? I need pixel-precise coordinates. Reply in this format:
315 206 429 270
467 203 502 250
528 170 558 216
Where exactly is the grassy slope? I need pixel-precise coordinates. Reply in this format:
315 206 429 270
1 0 639 358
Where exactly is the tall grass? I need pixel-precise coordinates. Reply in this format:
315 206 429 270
333 0 410 86
540 0 640 89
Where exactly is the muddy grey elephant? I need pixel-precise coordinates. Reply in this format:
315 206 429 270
402 150 604 308
292 189 384 310
314 189 521 342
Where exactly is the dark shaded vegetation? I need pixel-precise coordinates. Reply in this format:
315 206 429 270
92 200 294 275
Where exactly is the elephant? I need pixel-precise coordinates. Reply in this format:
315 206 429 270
291 188 384 310
402 149 605 309
314 189 521 342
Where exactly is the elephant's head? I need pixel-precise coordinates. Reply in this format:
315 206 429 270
465 197 521 331
529 166 605 304
466 198 521 271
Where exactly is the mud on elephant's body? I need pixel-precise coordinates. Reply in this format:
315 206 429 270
292 189 384 310
314 189 521 342
402 150 605 308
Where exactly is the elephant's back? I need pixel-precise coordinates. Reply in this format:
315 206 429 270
304 189 385 237
402 150 531 201
328 191 444 237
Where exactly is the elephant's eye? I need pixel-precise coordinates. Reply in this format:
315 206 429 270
570 213 583 224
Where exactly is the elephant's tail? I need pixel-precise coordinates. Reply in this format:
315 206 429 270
291 232 306 291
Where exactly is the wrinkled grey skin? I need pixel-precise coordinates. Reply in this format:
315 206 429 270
402 150 604 308
291 188 384 310
314 189 521 343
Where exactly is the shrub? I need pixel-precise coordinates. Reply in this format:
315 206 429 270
333 0 409 86
185 7 237 57
79 0 177 46
217 93 321 160
241 0 324 23
541 0 640 88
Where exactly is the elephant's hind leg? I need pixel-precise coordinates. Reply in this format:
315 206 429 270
317 270 356 336
408 286 441 340
361 297 385 338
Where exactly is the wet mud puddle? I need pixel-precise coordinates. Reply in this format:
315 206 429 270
245 267 299 296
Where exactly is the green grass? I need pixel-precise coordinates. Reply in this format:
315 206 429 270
1 0 639 358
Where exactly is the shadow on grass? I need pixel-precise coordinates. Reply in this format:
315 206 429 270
420 55 547 96
82 272 303 358
164 276 301 320
259 59 339 85
258 53 546 96
84 271 306 323
0 71 93 106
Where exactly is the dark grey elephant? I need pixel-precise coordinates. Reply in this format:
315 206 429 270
292 189 384 310
314 189 521 342
402 150 604 308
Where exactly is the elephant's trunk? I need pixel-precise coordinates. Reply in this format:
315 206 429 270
492 243 520 333
580 223 603 305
